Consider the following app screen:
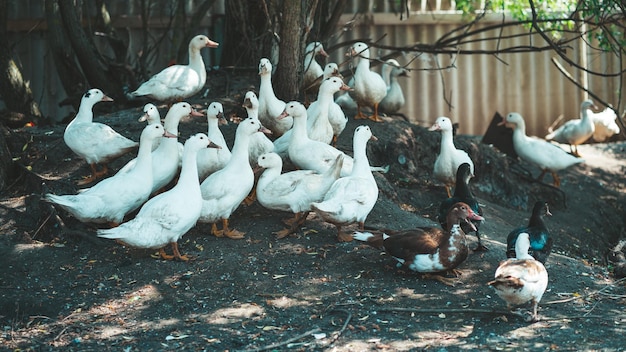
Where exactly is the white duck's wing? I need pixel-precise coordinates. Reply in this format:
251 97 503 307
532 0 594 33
134 65 201 96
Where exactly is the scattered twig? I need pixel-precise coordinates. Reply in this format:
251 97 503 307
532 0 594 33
236 327 321 352
377 307 526 320
327 308 352 345
53 326 69 341
32 212 53 240
544 277 626 305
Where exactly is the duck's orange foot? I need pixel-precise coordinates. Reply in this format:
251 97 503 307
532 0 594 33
76 175 98 186
243 188 257 206
159 248 175 261
337 231 354 242
211 223 224 237
274 228 294 239
368 114 384 122
224 229 245 239
422 273 460 286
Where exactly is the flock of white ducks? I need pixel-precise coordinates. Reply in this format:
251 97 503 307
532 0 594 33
44 34 623 322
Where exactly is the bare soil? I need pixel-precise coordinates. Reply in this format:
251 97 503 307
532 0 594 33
1 71 625 351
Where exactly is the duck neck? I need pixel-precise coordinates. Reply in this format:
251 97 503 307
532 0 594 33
529 213 547 231
581 107 593 125
352 137 372 178
188 45 207 84
257 165 281 191
259 74 277 100
514 239 534 260
453 178 472 198
207 118 226 148
356 53 370 73
440 129 456 153
447 223 467 249
512 121 527 143
304 52 317 71
246 108 259 121
175 145 201 193
291 115 308 140
133 134 156 173
229 131 251 168
73 101 96 124
163 115 181 137
315 90 333 121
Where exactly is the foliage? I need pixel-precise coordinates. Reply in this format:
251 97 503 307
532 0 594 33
454 0 625 53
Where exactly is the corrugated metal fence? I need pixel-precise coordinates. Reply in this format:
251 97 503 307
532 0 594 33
4 0 624 137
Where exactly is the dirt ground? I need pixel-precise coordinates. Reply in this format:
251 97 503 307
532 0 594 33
1 71 626 351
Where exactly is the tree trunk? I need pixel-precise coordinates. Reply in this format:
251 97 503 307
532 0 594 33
0 0 42 126
221 0 277 67
44 0 88 110
274 0 304 101
58 0 122 99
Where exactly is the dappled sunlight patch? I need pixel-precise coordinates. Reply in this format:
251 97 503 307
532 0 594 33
202 302 265 325
265 296 312 309
12 241 48 253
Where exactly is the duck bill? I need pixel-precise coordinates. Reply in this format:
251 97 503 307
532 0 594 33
163 130 178 138
340 83 352 91
138 112 149 122
319 48 329 57
190 108 204 117
258 125 272 135
206 39 219 48
467 211 485 222
464 218 478 232
207 141 221 149
102 95 114 102
277 110 289 120
242 98 252 109
497 117 507 126
370 134 378 142
217 112 228 126
428 123 441 131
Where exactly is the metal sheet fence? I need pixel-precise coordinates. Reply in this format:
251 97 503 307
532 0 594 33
4 0 623 137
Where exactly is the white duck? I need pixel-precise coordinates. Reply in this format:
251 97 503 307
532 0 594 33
348 42 387 122
198 118 270 239
119 102 203 193
590 106 620 142
256 152 343 238
499 112 584 187
258 58 292 137
311 125 379 242
488 232 549 322
64 88 138 185
545 99 596 156
97 133 219 261
128 35 219 102
196 102 231 181
138 103 163 151
281 101 354 177
429 117 475 197
242 91 275 167
46 124 168 225
379 59 408 115
322 63 350 143
302 42 329 97
273 77 350 157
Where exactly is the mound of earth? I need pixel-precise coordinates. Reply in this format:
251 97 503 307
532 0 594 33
0 71 625 350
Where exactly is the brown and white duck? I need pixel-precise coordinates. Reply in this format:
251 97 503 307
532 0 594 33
488 232 549 322
353 202 484 286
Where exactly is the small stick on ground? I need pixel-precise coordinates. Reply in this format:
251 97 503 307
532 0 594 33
237 328 321 352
